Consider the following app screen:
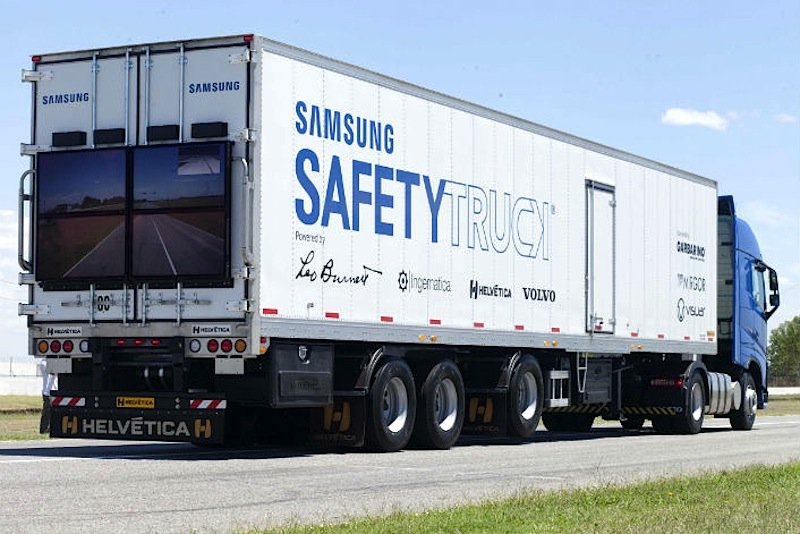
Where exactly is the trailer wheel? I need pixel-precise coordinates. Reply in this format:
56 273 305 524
672 372 705 434
365 358 416 452
541 413 594 432
651 416 674 434
620 415 644 431
412 359 465 449
507 355 544 439
729 372 757 431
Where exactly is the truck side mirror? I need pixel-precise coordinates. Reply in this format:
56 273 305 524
765 266 780 320
769 269 779 291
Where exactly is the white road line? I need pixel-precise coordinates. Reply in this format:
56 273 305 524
151 217 177 275
63 223 123 277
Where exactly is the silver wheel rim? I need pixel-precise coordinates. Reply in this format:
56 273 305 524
433 378 458 432
518 371 538 421
743 384 757 417
382 377 409 434
690 381 704 421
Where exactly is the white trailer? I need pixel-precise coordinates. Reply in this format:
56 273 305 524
20 35 776 450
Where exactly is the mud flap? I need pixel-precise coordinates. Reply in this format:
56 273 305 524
309 392 366 447
461 390 507 435
50 408 225 444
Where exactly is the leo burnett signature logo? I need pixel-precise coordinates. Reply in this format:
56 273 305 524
397 270 452 294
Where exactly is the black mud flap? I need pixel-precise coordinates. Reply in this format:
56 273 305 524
309 393 366 447
461 390 508 435
50 408 226 444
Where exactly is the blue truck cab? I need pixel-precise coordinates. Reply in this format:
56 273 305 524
717 196 780 408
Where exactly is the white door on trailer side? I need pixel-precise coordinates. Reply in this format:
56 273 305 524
586 182 615 334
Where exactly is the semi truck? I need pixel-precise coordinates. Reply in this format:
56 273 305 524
19 34 780 451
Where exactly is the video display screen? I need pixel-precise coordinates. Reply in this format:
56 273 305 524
132 143 228 278
35 143 230 282
36 149 126 279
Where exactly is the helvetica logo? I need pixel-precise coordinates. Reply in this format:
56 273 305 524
468 397 494 424
194 419 212 439
62 416 79 435
323 402 351 432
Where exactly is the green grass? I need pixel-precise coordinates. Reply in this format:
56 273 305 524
764 394 800 416
254 462 800 534
0 395 46 441
0 395 42 413
0 413 44 441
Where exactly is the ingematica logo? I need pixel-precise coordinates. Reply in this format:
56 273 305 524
398 271 409 292
397 270 451 294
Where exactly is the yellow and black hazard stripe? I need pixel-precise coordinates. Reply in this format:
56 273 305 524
542 405 680 416
623 406 678 416
543 404 607 414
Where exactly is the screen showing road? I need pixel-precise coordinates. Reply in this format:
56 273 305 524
132 143 228 277
36 149 126 279
35 143 229 282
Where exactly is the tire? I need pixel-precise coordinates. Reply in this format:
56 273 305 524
651 416 674 434
365 358 417 452
507 355 544 439
672 372 705 435
620 415 644 431
541 413 595 432
412 359 465 449
730 372 757 431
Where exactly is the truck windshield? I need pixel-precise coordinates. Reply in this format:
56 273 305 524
35 142 230 284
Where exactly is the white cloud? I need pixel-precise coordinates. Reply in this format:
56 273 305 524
739 200 799 229
774 113 799 124
661 108 730 131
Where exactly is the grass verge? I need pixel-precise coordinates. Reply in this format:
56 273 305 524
0 395 42 413
0 395 46 441
0 413 44 441
764 394 800 416
255 462 800 534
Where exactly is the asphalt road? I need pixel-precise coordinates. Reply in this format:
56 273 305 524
132 214 223 276
65 222 125 277
63 213 223 278
1 416 799 534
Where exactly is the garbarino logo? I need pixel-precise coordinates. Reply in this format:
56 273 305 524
676 241 705 261
397 270 452 294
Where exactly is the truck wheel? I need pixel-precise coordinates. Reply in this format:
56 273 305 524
672 372 705 434
730 372 757 431
507 355 544 439
412 359 465 449
365 358 416 452
541 413 594 432
620 415 644 431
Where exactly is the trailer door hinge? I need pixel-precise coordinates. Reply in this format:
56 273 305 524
21 69 53 83
18 273 35 285
226 299 253 313
20 144 49 156
233 266 254 280
235 128 256 143
228 50 252 64
19 303 50 316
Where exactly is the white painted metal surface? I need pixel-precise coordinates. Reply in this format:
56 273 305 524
257 44 718 349
22 35 719 356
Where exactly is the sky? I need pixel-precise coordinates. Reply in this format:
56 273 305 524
0 1 797 361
